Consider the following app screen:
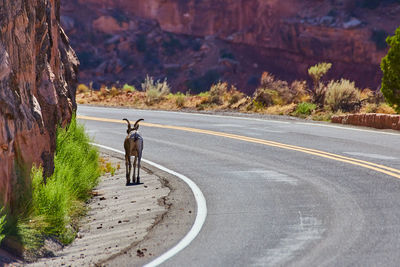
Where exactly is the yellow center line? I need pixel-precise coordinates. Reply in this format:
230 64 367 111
77 115 400 179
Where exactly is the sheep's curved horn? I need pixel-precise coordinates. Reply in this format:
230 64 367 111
133 118 144 129
123 118 132 132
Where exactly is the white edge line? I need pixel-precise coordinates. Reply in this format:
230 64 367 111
295 122 400 136
90 143 207 267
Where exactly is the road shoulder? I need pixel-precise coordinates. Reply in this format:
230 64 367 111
27 149 195 266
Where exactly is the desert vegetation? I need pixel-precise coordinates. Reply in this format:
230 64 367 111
76 60 397 121
381 26 400 113
0 116 117 260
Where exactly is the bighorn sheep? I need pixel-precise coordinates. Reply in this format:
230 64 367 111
123 118 144 185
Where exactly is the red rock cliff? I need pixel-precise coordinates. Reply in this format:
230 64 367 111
0 0 78 206
64 0 399 92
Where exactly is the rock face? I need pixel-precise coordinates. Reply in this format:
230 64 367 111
62 0 400 93
0 0 78 206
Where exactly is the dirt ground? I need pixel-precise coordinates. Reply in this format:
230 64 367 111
2 150 195 266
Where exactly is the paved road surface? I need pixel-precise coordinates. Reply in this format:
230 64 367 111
78 105 400 267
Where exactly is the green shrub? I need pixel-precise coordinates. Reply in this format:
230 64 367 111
252 72 291 107
0 208 6 244
198 91 210 98
308 62 332 105
252 100 265 111
324 79 361 112
142 75 171 105
175 92 186 108
295 102 317 116
228 90 244 106
3 115 100 252
381 26 400 113
77 84 89 93
253 88 281 107
208 82 228 104
122 83 136 92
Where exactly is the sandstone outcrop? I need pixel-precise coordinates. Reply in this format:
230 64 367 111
0 0 78 206
62 0 400 93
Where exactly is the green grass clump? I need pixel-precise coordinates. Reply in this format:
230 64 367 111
53 116 100 201
0 208 6 243
3 115 100 253
174 92 186 107
122 83 136 92
294 102 317 116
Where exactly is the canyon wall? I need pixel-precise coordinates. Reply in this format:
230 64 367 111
63 0 399 92
0 0 78 206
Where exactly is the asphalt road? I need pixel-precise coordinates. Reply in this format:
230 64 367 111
77 105 400 267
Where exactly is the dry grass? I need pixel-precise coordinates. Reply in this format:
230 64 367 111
76 72 398 122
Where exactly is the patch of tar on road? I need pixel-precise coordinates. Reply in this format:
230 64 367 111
343 152 397 160
231 170 299 186
253 214 324 267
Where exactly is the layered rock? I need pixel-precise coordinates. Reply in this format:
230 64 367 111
332 113 400 130
63 0 399 92
0 0 78 207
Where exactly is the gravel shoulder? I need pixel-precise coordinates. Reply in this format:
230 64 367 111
23 149 196 266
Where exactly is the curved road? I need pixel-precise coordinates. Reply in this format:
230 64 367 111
78 105 400 267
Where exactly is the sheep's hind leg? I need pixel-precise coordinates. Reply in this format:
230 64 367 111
136 153 142 184
133 156 137 184
125 155 131 185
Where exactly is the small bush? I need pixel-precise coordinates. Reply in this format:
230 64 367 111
0 208 6 244
308 62 332 105
376 103 397 114
381 26 400 113
77 84 89 94
110 86 120 97
290 80 310 103
228 87 244 106
361 103 378 113
252 100 265 111
253 72 291 107
325 79 361 112
175 93 186 108
122 83 136 92
198 91 210 98
208 82 228 105
295 102 317 116
142 75 171 105
99 157 119 176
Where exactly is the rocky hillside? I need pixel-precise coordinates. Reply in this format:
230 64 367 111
62 0 399 93
0 0 78 206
